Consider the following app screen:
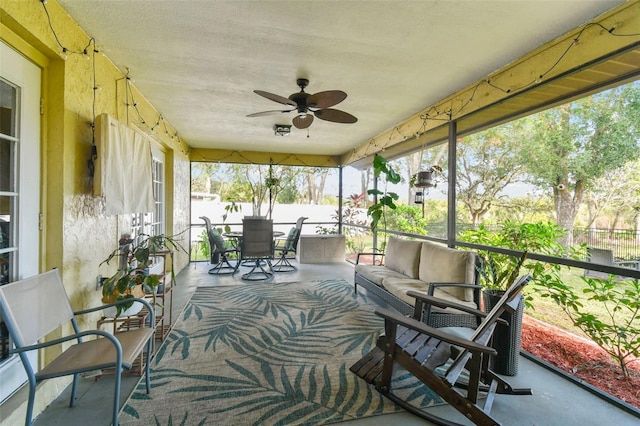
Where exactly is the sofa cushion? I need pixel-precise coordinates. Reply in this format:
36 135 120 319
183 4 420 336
382 278 477 314
418 241 476 302
355 264 407 286
384 236 423 279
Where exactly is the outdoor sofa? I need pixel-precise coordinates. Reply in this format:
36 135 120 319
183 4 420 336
354 236 482 328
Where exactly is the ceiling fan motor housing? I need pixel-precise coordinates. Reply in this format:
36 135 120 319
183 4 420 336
289 92 310 114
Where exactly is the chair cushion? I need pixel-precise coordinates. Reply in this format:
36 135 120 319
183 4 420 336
418 241 476 302
384 236 422 279
355 264 407 286
209 228 226 251
284 227 298 250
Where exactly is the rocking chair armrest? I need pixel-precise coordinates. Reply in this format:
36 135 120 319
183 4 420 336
374 307 497 355
74 297 156 325
355 252 385 265
429 282 483 291
407 290 487 318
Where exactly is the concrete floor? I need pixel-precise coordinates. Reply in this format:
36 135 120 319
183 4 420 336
5 260 640 425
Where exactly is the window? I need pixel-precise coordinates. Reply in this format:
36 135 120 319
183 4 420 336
131 146 165 242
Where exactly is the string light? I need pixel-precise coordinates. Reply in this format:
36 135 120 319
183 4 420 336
350 19 640 164
40 0 640 165
40 0 187 160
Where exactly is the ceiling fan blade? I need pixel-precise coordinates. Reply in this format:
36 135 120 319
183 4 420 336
307 90 347 109
292 114 314 129
314 108 358 124
246 109 293 118
254 90 298 107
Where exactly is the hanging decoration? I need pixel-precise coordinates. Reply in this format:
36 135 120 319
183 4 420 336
265 158 281 220
412 165 443 188
414 191 424 205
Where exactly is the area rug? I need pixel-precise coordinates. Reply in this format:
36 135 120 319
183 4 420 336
120 279 445 425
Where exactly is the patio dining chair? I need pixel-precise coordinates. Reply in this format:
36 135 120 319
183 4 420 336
238 217 275 280
200 216 240 275
272 216 307 272
0 269 155 426
350 274 532 426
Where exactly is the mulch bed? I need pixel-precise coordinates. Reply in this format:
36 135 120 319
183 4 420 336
521 315 640 409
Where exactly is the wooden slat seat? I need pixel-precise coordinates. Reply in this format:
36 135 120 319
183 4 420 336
350 275 533 426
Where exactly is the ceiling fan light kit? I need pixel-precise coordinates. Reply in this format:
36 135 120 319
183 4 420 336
248 78 358 130
273 124 291 136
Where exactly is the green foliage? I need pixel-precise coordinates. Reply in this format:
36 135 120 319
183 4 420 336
385 204 429 235
216 201 241 234
459 221 570 294
367 155 401 233
199 228 210 258
519 84 640 236
541 275 640 379
101 233 187 317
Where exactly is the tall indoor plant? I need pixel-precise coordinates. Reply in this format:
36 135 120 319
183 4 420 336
367 154 401 237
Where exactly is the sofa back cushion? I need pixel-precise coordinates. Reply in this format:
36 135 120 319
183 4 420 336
384 237 422 279
418 241 476 301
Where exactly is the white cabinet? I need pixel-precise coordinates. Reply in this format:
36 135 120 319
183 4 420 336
297 235 346 264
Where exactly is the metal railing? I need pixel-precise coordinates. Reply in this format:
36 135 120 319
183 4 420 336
573 228 640 260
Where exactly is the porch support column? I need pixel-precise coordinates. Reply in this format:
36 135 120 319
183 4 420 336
447 121 457 248
338 166 343 235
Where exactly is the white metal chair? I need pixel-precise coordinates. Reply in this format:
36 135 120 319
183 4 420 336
0 269 155 426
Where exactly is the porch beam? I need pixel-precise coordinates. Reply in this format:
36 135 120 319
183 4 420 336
189 148 341 167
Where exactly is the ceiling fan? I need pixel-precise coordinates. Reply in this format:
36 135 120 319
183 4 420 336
247 78 358 129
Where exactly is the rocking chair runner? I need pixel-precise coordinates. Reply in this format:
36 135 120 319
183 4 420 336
350 274 532 426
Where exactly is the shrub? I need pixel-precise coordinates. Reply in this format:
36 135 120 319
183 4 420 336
542 276 640 379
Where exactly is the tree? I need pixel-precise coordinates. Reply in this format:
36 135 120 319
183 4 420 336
304 168 330 204
583 159 640 232
521 84 640 246
191 162 221 194
456 124 528 226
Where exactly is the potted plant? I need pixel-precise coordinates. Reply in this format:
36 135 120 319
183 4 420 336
100 233 185 317
367 154 401 234
477 250 528 375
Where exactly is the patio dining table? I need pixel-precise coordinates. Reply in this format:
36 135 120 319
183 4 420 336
223 231 285 239
224 231 285 273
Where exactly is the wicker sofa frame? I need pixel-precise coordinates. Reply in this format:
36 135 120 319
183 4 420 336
354 249 483 329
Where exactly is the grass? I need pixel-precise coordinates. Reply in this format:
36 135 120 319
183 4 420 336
525 266 639 339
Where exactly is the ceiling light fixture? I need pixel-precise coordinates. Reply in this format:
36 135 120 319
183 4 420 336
274 124 291 136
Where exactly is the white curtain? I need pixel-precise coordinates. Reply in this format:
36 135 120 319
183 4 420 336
93 113 155 215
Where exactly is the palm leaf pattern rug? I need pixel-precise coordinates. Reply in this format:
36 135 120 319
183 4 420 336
121 279 445 425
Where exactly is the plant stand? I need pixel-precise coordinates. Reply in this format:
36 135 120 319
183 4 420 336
483 290 524 376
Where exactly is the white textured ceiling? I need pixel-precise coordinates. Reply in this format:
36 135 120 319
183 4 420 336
58 0 625 158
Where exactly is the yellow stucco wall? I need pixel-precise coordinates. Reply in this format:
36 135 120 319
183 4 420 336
0 1 191 420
